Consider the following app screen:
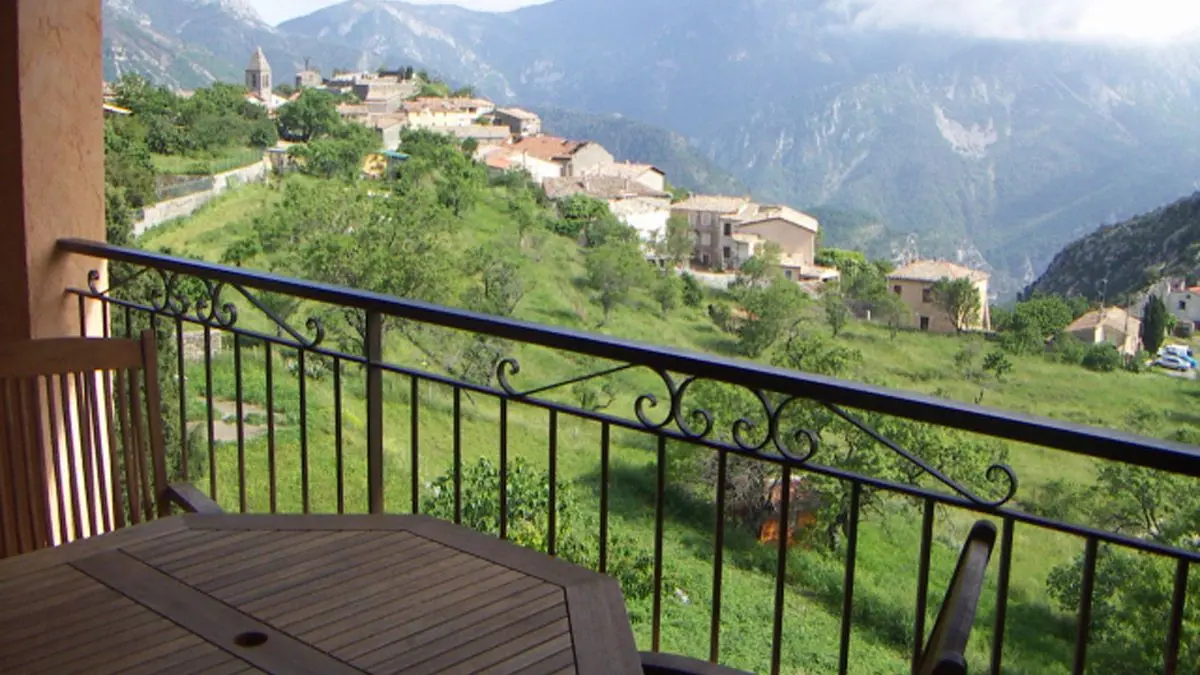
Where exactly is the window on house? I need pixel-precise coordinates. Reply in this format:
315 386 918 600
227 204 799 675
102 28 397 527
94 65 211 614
922 288 933 303
784 270 793 280
723 246 731 259
701 253 710 265
723 222 732 236
1180 300 1187 310
920 316 931 331
893 285 902 295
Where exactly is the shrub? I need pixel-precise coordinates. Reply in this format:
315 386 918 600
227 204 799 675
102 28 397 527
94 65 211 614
421 457 655 601
1050 331 1087 365
1081 343 1122 372
982 350 1013 381
680 272 704 307
708 303 734 332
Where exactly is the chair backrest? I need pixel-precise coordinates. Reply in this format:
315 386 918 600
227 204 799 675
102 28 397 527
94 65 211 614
916 520 998 675
0 330 167 558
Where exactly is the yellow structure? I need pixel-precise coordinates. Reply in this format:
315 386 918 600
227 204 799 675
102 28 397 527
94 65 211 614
887 260 991 333
1064 307 1142 356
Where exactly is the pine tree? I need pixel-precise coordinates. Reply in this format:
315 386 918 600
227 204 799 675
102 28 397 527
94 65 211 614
1141 294 1167 355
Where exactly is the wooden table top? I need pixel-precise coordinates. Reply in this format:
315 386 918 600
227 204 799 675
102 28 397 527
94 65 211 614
0 514 642 675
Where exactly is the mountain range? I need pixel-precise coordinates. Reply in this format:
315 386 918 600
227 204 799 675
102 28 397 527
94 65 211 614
103 0 1200 297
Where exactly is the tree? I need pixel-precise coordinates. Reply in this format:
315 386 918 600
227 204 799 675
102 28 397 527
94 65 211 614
736 242 783 288
658 215 694 269
874 292 910 339
680 272 704 307
1141 295 1167 355
1000 295 1076 355
584 240 650 323
1082 343 1122 372
463 245 526 317
276 89 340 142
932 276 981 332
823 286 850 337
736 278 806 357
652 273 681 317
982 350 1013 381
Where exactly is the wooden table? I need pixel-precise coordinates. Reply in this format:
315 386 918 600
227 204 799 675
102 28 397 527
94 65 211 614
0 514 642 675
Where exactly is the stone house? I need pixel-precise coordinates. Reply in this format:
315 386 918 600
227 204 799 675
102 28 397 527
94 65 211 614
544 175 671 242
447 125 512 146
403 97 496 129
504 137 615 184
1064 307 1143 356
886 260 991 333
586 162 666 193
493 108 542 137
671 197 825 278
1165 286 1200 330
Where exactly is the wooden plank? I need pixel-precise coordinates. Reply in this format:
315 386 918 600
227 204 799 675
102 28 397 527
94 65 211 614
349 583 565 667
565 580 642 675
0 338 143 378
0 584 113 633
58 633 203 675
329 569 535 658
225 534 430 608
196 532 411 591
8 600 173 673
253 544 467 622
473 635 574 675
0 516 185 578
286 557 533 638
121 526 224 558
143 530 269 569
168 531 361 584
391 614 570 675
71 551 361 675
516 648 578 675
118 642 240 675
0 596 144 653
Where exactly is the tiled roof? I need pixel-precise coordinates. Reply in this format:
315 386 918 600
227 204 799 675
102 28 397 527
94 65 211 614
887 260 989 282
590 162 664 180
1066 307 1141 334
497 107 540 121
509 136 585 162
404 97 495 114
543 176 669 200
671 194 752 213
735 204 820 233
485 153 512 170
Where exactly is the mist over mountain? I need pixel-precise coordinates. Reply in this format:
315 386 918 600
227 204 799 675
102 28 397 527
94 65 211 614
104 0 1200 296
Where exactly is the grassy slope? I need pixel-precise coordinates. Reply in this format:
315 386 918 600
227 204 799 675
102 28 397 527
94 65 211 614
139 180 1197 674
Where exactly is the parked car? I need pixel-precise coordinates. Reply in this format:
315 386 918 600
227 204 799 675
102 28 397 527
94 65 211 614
1161 344 1198 368
1155 354 1192 371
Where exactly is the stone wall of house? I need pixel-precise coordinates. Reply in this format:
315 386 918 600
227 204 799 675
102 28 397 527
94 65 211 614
134 158 269 236
181 330 225 362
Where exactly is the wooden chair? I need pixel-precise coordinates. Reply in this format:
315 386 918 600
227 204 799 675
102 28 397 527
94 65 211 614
639 520 997 675
915 520 998 675
0 330 219 558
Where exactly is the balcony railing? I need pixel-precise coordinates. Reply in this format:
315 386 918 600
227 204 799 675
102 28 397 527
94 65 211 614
59 238 1200 675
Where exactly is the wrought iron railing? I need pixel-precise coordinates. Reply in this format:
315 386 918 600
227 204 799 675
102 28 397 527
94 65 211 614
59 238 1200 675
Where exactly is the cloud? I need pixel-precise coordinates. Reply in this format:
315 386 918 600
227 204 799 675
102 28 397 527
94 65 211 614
830 0 1200 43
249 0 546 26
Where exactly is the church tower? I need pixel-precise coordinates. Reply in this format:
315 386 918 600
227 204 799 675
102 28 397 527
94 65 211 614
245 47 272 106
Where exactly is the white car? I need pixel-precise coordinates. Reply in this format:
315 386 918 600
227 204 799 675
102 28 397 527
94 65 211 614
1155 354 1191 371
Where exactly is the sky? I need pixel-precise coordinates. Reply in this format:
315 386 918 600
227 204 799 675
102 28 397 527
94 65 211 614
248 0 1200 43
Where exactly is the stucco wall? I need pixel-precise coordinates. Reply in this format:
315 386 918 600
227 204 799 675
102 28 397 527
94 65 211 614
889 278 990 333
736 219 816 265
567 144 614 176
609 197 670 241
134 158 269 236
512 154 563 184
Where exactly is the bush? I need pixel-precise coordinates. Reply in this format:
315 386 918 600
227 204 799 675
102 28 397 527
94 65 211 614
1050 331 1087 365
708 303 734 332
1081 343 1122 372
421 457 655 601
680 272 704 307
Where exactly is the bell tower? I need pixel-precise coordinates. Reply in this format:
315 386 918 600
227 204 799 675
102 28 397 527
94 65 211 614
245 47 272 106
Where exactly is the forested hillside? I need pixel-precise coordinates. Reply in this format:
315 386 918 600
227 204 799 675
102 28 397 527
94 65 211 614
1027 192 1200 300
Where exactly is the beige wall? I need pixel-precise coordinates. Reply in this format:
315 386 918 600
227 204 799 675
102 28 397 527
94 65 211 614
637 171 666 193
735 219 816 266
567 144 614 176
1068 325 1141 356
889 278 990 333
0 0 105 341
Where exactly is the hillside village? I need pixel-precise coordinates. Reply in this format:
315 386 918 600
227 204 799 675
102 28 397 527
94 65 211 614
103 45 1197 355
228 46 1031 336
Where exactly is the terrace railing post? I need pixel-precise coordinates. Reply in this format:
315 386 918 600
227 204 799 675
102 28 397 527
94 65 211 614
366 311 384 514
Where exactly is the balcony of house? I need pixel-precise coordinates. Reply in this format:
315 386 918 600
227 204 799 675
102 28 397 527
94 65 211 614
0 238 1195 675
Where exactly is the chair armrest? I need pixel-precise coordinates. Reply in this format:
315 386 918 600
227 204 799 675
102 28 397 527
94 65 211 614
640 652 752 675
165 482 223 514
